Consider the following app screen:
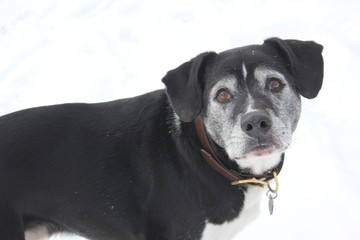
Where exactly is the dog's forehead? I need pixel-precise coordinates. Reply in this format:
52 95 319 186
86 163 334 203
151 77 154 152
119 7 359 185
218 44 285 73
205 44 290 88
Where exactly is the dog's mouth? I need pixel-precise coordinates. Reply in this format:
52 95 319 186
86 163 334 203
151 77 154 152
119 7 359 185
233 144 284 174
249 145 274 156
235 144 276 160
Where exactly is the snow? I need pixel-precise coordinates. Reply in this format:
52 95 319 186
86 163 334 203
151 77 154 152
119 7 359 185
1 0 359 239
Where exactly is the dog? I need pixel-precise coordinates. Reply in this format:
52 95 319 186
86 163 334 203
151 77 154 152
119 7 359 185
0 38 323 240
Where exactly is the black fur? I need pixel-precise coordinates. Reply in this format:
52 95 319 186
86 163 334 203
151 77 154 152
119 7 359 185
263 38 324 99
162 52 217 122
0 38 323 240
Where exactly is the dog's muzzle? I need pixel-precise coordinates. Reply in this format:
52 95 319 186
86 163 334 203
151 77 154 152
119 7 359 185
194 117 283 185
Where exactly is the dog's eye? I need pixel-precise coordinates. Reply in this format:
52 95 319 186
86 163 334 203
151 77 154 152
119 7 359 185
216 88 231 101
268 77 283 90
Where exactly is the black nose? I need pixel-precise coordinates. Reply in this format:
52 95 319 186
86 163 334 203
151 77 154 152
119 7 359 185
241 111 272 138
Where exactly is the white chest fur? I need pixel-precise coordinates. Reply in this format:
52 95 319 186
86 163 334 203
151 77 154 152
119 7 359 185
201 186 265 240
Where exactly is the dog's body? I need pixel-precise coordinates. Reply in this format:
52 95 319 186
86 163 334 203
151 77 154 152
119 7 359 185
0 38 323 240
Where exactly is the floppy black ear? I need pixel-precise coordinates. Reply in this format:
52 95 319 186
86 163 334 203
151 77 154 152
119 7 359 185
162 52 217 122
264 38 324 99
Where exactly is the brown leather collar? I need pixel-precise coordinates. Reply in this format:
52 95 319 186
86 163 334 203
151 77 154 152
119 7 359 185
194 117 284 185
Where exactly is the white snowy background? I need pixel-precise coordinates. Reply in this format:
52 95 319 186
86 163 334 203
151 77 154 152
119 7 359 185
1 0 359 239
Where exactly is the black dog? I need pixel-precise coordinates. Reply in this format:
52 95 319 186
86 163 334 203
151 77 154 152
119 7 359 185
0 38 323 240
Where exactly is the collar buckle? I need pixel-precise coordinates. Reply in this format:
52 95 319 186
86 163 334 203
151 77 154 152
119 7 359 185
231 172 279 193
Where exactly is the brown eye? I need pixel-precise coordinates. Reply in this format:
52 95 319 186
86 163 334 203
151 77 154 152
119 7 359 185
216 88 231 101
268 78 282 90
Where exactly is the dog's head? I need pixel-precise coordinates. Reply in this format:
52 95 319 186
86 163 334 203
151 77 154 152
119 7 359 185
162 38 323 174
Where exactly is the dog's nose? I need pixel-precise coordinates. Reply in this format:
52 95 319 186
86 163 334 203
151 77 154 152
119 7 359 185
241 111 272 138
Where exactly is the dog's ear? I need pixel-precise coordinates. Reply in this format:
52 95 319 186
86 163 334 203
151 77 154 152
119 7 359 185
264 38 324 99
162 52 217 122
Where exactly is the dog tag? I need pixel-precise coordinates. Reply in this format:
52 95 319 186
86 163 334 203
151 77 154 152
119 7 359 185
266 191 278 215
268 195 274 215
